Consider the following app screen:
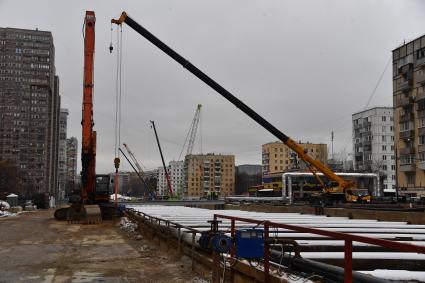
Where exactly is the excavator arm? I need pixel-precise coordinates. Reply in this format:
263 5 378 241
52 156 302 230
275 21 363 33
111 12 354 194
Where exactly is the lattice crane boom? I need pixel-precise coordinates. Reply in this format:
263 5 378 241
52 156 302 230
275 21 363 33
123 143 143 173
186 104 202 156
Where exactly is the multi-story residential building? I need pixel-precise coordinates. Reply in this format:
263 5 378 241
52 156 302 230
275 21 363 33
57 108 68 200
157 160 184 196
184 154 235 198
393 34 425 197
169 160 184 195
0 28 60 195
262 142 328 177
352 107 395 195
65 137 78 194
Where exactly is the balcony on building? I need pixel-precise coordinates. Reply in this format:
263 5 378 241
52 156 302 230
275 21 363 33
353 123 362 130
417 56 425 67
400 146 415 155
399 129 414 140
399 112 414 123
397 94 414 108
417 71 425 85
354 147 363 157
418 161 425 170
398 79 413 93
399 154 415 172
398 62 413 76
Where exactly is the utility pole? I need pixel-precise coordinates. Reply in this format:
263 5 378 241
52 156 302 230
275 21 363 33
150 121 173 196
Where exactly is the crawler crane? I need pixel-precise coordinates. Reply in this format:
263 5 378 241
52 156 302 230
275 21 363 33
55 11 112 222
111 12 371 204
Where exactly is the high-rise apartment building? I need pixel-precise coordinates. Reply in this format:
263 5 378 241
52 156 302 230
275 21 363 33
352 107 395 195
65 137 78 194
393 34 425 197
157 160 184 196
184 154 235 198
262 142 327 176
57 108 68 200
0 28 60 195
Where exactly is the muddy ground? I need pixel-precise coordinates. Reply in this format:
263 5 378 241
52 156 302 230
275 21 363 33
0 210 207 283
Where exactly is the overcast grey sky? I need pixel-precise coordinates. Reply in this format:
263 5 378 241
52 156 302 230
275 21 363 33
1 0 425 173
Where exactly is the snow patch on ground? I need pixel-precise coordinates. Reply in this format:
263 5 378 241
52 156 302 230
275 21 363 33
110 194 133 201
0 210 17 218
360 269 425 281
120 217 138 232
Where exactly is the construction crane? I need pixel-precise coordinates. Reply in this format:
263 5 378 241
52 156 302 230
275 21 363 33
123 143 144 174
111 12 373 204
150 121 173 196
187 104 202 155
55 11 111 222
122 143 157 198
179 104 202 160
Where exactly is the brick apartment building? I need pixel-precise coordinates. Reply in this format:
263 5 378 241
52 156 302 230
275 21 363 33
184 154 235 198
262 142 328 177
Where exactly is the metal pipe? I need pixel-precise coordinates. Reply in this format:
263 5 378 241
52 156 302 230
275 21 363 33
269 250 388 283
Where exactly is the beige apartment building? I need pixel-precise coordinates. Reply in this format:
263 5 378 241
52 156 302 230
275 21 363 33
262 142 328 176
393 34 425 197
184 154 235 198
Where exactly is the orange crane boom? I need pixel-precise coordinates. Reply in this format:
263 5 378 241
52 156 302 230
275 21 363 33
81 11 96 203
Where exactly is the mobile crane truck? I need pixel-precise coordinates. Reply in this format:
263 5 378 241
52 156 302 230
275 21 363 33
111 12 371 204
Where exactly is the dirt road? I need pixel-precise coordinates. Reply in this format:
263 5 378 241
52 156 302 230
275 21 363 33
0 210 205 283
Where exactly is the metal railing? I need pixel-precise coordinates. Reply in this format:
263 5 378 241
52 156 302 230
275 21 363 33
214 213 425 283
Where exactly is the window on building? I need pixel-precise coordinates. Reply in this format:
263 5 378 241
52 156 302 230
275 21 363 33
407 174 415 186
391 165 396 170
382 116 386 122
419 152 425 162
382 135 386 142
390 126 393 131
382 155 387 160
400 121 412 131
417 47 425 59
382 145 387 151
419 135 425 145
382 126 386 132
392 175 396 180
419 117 425 128
382 165 387 170
418 99 425 111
